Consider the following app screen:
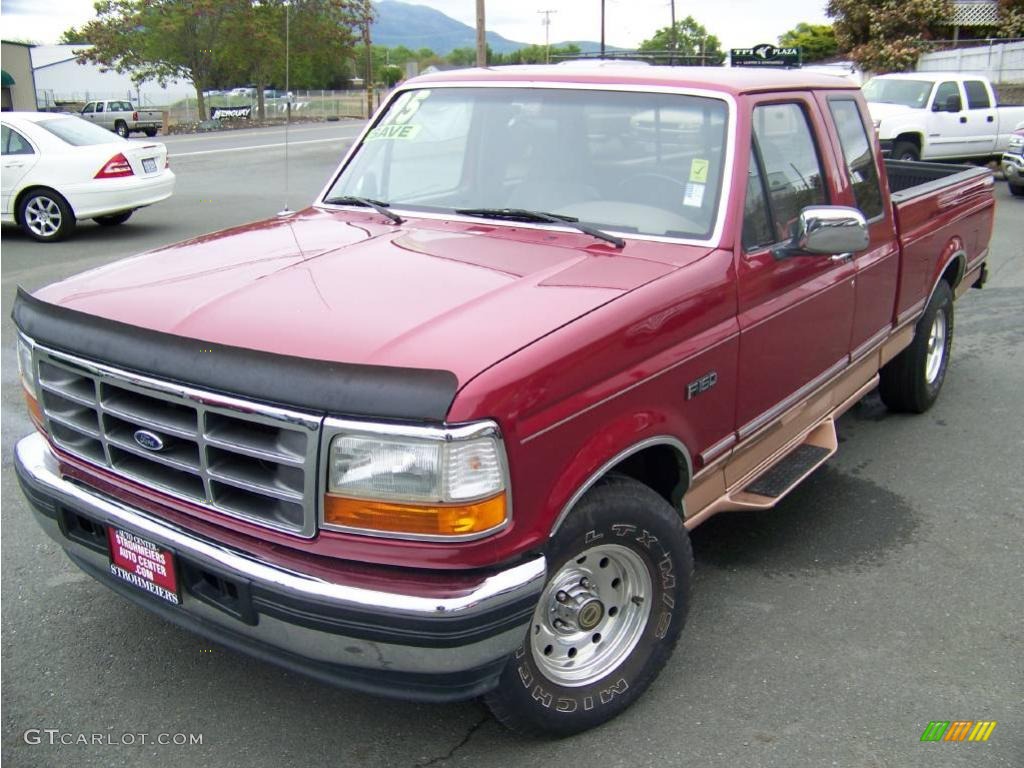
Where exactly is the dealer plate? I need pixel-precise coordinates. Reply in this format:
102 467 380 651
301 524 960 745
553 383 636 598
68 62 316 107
107 527 180 605
142 158 157 173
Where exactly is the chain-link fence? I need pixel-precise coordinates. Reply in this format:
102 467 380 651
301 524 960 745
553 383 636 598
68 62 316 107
35 88 388 126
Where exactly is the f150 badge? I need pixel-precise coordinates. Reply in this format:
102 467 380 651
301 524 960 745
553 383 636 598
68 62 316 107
686 372 718 400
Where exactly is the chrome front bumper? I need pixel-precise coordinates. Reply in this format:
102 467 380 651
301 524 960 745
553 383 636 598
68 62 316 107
14 432 545 701
1002 152 1023 182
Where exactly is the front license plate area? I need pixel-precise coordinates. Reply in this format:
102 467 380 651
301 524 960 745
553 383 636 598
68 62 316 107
107 527 180 605
142 158 157 173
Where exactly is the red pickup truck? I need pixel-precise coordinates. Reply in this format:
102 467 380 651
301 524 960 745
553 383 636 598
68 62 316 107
14 66 994 736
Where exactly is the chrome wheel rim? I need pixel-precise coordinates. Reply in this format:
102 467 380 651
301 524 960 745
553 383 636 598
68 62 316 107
25 196 62 238
531 543 652 687
925 311 947 384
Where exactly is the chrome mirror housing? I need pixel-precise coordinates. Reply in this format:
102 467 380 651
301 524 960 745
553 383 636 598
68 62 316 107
775 205 869 259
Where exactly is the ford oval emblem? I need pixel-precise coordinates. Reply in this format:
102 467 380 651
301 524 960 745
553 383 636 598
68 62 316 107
133 429 165 452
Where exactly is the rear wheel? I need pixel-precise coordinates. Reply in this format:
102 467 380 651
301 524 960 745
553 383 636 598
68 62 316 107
19 189 75 242
892 140 920 162
879 280 954 413
1009 182 1024 198
484 475 693 736
114 120 129 138
94 211 133 226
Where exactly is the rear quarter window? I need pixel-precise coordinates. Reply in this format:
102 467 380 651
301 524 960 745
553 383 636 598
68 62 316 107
37 117 123 146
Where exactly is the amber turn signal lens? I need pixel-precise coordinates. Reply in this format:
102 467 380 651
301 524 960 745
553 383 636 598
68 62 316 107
24 387 44 429
323 493 506 536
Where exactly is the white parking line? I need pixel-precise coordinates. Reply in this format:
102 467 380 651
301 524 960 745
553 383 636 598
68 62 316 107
170 134 362 157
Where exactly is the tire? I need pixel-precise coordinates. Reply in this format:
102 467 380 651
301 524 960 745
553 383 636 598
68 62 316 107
93 211 133 226
18 189 76 242
143 128 158 137
114 120 129 138
1009 182 1024 198
892 140 920 162
879 280 954 413
484 475 693 736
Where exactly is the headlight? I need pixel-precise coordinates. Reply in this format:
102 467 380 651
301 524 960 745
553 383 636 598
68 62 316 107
323 422 509 538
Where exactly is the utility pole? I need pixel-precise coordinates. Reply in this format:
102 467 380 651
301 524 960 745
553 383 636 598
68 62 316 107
670 0 677 66
476 0 487 67
538 9 556 64
363 0 373 118
600 0 605 58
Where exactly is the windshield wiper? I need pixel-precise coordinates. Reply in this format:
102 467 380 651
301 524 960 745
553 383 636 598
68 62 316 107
454 207 625 249
323 195 404 224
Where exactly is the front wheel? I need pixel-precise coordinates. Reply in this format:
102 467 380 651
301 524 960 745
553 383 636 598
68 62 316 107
879 280 954 413
1009 182 1024 198
143 128 158 137
484 475 693 736
19 189 76 242
891 140 920 162
114 120 129 138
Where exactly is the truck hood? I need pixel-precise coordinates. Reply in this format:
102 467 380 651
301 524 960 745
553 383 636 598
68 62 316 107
866 101 919 123
34 207 683 387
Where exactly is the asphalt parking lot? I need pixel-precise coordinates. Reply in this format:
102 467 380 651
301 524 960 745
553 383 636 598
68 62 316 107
2 124 1022 767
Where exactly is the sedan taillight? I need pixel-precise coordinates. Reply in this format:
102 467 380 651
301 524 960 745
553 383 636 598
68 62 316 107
95 153 134 178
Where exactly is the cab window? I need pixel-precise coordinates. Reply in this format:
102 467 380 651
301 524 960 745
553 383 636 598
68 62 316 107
828 99 884 220
747 103 829 245
963 81 991 110
933 82 960 111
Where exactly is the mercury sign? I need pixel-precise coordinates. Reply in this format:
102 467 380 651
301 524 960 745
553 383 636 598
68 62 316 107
730 44 801 68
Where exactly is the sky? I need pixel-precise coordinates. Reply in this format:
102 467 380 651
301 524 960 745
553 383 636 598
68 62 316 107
0 0 831 51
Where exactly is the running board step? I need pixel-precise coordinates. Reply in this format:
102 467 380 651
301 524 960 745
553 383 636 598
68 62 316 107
743 444 831 498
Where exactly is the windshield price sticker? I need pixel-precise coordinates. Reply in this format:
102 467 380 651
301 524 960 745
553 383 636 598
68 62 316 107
365 124 422 141
690 158 709 183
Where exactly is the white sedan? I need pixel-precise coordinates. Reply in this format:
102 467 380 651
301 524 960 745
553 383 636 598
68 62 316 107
1 112 175 242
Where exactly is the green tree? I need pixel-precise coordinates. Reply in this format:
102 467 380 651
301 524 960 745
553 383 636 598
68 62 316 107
58 26 90 44
997 0 1024 37
827 0 952 72
778 23 838 63
638 17 725 64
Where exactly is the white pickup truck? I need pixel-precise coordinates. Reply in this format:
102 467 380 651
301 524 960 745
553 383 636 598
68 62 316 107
864 72 1024 161
79 100 163 138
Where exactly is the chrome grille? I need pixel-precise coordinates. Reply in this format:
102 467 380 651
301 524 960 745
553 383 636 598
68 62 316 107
33 345 322 538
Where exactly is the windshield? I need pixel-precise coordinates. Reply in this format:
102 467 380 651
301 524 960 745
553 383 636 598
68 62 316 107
862 78 934 109
37 116 124 146
325 87 730 240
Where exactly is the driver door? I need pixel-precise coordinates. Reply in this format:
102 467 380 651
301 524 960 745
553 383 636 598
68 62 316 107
927 81 973 159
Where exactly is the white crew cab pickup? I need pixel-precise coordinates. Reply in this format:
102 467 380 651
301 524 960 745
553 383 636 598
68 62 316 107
864 72 1024 161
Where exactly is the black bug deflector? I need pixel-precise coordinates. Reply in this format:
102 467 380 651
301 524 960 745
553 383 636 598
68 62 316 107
12 287 459 421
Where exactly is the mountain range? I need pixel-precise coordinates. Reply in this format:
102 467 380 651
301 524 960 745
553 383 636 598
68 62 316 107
371 1 611 55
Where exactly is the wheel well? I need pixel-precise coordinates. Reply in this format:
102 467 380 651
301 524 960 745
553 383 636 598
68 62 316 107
894 133 922 150
12 186 72 226
607 444 689 510
941 253 966 290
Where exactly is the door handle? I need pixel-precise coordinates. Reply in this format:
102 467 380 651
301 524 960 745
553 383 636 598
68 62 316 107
830 253 854 264
4 161 24 168
960 116 967 124
987 115 994 123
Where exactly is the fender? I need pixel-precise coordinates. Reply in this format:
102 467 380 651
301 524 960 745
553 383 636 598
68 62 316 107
547 428 693 538
926 246 967 307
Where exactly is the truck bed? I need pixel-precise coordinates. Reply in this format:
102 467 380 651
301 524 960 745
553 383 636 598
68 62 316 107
886 159 994 320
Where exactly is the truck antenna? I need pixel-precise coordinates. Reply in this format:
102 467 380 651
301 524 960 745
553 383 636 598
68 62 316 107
278 0 293 216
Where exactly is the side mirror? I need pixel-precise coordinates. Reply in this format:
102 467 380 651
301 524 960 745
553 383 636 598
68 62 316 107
774 206 869 260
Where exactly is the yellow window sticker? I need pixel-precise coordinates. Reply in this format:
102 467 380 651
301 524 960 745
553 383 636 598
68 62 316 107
365 124 422 141
689 158 709 184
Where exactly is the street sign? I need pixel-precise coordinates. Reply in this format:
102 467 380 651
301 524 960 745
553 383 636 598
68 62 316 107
730 44 801 68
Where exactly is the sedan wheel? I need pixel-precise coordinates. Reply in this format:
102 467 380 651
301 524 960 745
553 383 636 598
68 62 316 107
19 190 76 242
